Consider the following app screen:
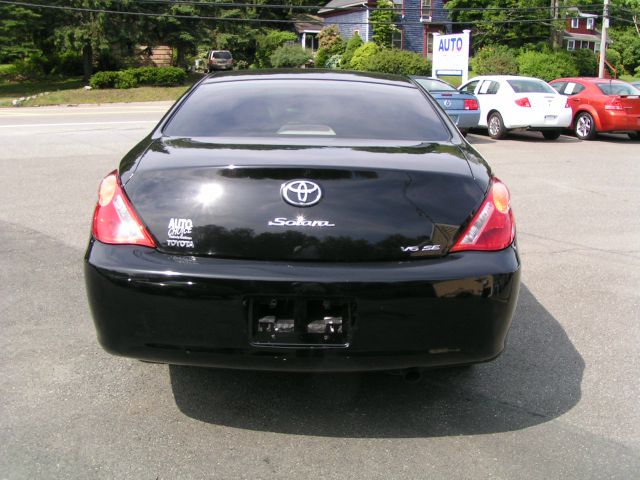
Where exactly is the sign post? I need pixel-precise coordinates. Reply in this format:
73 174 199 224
431 30 471 84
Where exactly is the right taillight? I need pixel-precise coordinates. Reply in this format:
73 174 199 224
92 170 156 248
450 178 515 252
464 98 479 110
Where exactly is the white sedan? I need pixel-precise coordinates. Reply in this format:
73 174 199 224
459 75 572 140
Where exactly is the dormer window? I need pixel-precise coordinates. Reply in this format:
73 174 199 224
422 0 431 18
571 18 579 29
587 18 595 30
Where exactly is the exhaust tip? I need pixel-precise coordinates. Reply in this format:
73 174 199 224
403 368 422 384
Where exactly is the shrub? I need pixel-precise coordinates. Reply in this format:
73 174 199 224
325 54 342 69
52 51 84 77
255 30 298 68
318 25 345 55
89 67 187 89
270 45 312 68
12 53 47 80
349 42 380 70
361 48 431 75
340 32 363 68
0 64 18 81
471 45 518 75
235 60 249 70
114 70 138 89
89 71 120 88
605 49 625 77
571 49 598 76
517 50 578 81
314 48 330 68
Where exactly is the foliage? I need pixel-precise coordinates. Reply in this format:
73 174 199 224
51 52 84 77
314 48 330 68
0 64 18 81
369 0 399 48
255 30 298 68
90 67 187 89
349 42 380 71
608 28 640 74
605 49 625 77
340 32 363 68
325 54 343 70
0 5 44 63
318 25 345 55
471 45 518 75
12 53 48 81
571 49 598 76
517 50 578 81
270 45 311 68
360 48 431 75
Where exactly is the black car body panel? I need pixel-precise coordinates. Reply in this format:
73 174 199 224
85 70 519 371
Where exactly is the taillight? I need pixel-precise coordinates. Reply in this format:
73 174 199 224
565 99 571 108
92 170 156 247
604 98 624 110
450 178 515 252
464 98 479 110
515 97 531 107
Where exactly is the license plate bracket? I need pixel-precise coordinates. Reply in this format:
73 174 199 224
249 297 355 347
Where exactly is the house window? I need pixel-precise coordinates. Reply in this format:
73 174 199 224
587 18 595 30
392 29 403 49
392 0 403 18
567 40 575 51
581 40 590 49
571 18 579 29
422 0 431 18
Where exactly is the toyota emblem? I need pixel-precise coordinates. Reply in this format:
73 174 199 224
280 180 322 207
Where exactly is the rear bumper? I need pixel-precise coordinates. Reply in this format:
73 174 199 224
84 240 521 371
446 110 480 129
598 110 640 133
505 109 572 129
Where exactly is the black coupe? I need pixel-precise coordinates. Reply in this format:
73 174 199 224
85 71 521 373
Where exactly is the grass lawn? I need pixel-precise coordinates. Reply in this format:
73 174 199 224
0 72 201 107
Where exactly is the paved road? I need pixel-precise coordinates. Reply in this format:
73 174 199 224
1 104 639 479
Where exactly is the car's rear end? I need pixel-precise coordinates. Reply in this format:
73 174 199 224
593 81 640 135
412 77 480 132
84 72 520 371
207 50 233 71
505 77 572 130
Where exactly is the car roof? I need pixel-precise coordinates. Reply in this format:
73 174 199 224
466 75 545 82
552 77 631 84
203 69 416 87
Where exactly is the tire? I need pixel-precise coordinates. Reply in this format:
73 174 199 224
542 130 561 140
487 112 508 139
574 112 597 140
629 132 639 140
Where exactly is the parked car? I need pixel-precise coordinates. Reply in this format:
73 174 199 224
549 77 640 140
206 50 233 72
84 71 520 375
459 75 572 140
630 81 640 90
411 76 480 135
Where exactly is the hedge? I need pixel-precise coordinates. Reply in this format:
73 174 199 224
90 66 187 89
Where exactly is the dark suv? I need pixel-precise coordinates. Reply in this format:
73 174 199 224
207 50 233 72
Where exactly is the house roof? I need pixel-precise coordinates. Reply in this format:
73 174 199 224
563 31 611 44
293 14 324 33
318 0 367 14
566 7 598 18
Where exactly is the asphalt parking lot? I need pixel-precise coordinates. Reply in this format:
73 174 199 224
1 104 639 479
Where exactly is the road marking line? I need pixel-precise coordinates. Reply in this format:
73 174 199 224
0 110 167 117
0 120 158 128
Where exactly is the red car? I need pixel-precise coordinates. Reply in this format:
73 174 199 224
550 77 640 140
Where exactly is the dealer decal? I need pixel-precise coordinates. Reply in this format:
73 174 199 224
167 218 194 248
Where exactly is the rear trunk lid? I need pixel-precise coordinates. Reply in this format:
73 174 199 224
123 138 487 261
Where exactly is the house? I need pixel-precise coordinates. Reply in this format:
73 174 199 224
317 0 451 58
293 15 324 53
563 8 609 53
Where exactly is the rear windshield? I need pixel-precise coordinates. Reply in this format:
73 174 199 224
212 51 232 59
414 78 456 92
164 79 450 142
596 82 640 95
507 79 556 94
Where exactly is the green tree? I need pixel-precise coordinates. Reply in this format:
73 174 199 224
0 5 44 63
340 32 363 68
369 0 399 48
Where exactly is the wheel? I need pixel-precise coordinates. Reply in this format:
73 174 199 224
542 130 561 140
574 112 597 140
487 112 508 139
629 132 639 140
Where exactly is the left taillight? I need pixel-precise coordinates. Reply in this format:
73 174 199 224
92 170 156 248
515 97 531 108
450 178 515 252
464 98 479 110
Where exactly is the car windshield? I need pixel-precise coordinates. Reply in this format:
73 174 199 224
596 82 640 95
414 78 456 92
507 79 556 94
212 51 232 59
163 79 450 142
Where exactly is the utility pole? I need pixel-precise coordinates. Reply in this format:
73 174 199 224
598 0 610 78
550 0 560 48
